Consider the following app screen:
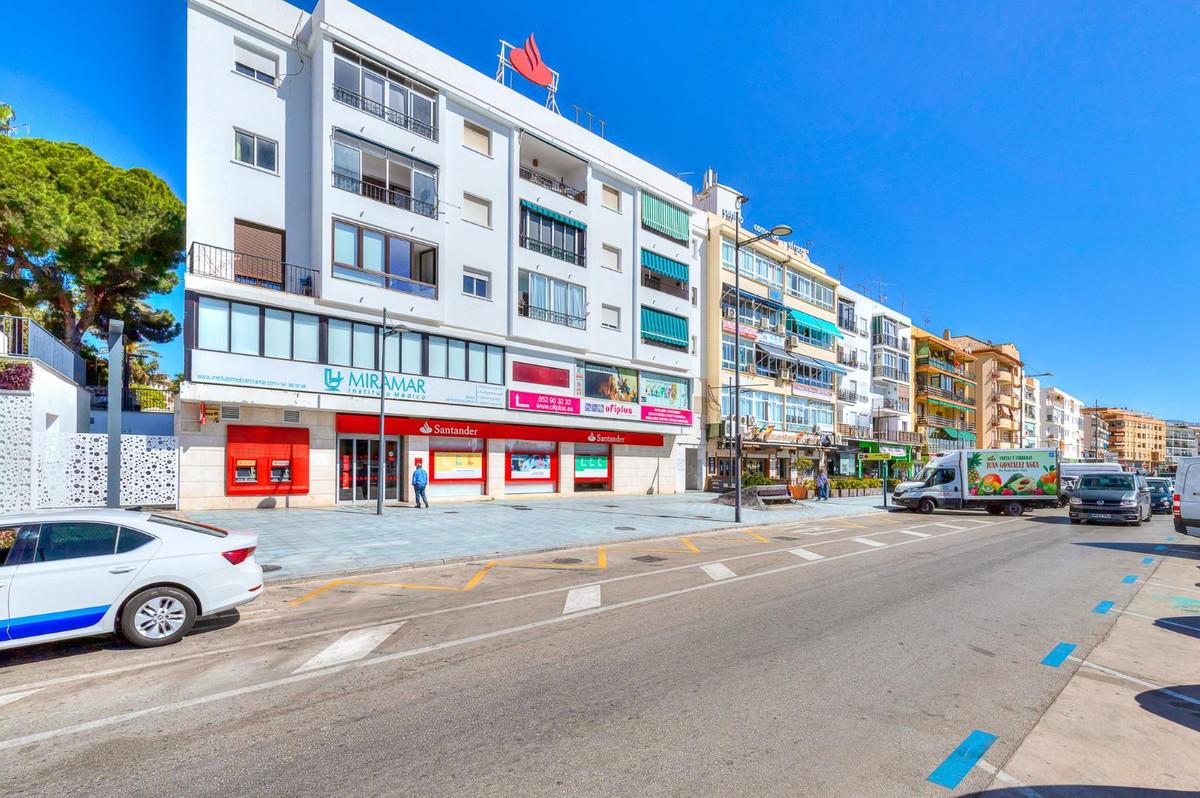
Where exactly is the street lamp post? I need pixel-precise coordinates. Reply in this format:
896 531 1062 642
377 309 406 515
730 195 792 523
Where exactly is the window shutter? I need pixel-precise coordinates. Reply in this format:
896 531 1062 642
235 41 276 78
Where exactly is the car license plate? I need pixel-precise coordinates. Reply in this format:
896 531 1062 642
1092 513 1112 519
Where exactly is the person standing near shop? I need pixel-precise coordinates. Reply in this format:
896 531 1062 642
816 471 830 501
412 459 430 509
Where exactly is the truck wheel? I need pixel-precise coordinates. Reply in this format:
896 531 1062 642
917 498 936 514
1069 518 1081 524
1004 501 1025 517
986 505 1003 516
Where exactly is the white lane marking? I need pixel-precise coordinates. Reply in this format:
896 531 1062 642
699 563 736 581
1146 580 1200 595
0 524 1000 751
976 759 1046 798
852 537 887 548
292 622 406 674
0 689 42 708
931 523 966 530
561 585 602 614
1066 656 1200 707
1115 608 1199 633
896 530 932 538
788 547 825 561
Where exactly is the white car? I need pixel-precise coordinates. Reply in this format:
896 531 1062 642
0 509 263 650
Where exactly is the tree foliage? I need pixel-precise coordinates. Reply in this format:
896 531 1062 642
0 135 184 351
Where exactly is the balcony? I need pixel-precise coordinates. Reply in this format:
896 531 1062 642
993 368 1015 383
837 388 864 403
520 235 586 267
837 310 858 332
189 242 317 298
837 423 872 440
331 84 437 141
873 397 911 414
916 355 974 380
919 384 975 406
640 269 689 300
518 301 586 330
519 164 585 204
872 332 909 350
332 171 437 219
875 429 921 445
994 416 1018 431
0 315 86 384
873 365 910 383
917 414 976 432
927 435 970 453
836 348 861 368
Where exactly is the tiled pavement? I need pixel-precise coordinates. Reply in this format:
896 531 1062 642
190 492 890 581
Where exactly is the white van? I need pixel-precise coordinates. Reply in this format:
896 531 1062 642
1060 461 1123 492
1174 457 1200 537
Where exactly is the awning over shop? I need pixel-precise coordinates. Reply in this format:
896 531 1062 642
640 307 689 348
519 199 587 230
926 396 975 413
756 341 797 364
641 249 689 282
788 308 844 339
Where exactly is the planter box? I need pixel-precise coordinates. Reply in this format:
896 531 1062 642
789 485 808 499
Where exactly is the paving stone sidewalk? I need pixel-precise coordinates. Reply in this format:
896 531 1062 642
189 492 890 581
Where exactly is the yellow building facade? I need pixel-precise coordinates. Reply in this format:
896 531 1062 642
912 328 978 455
947 334 1022 449
1082 407 1166 471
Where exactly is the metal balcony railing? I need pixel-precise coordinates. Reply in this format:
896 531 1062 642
520 235 586 267
91 385 174 412
873 397 911 413
917 414 977 432
518 302 586 330
640 269 690 299
0 315 86 384
332 84 437 141
519 165 585 203
837 311 858 332
837 388 863 403
919 384 975 405
873 365 910 383
189 242 318 297
332 172 437 219
916 355 973 378
872 332 909 350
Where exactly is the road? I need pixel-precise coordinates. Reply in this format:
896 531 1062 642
0 509 1183 797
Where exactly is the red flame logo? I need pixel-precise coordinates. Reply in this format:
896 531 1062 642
509 34 553 88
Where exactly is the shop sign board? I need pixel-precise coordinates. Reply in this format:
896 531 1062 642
509 365 694 426
721 319 759 340
192 350 505 409
879 445 908 458
862 453 893 461
508 390 580 415
434 452 484 480
336 414 665 447
574 455 609 479
757 330 785 348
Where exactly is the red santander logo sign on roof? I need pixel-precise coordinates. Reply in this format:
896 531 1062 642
509 34 553 88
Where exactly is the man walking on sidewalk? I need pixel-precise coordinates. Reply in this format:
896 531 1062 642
816 471 830 501
412 460 430 509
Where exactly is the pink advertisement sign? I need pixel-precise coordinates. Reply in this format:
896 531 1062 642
508 390 580 415
640 405 694 425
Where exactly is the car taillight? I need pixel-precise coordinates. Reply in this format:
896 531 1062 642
222 546 256 565
1173 494 1181 519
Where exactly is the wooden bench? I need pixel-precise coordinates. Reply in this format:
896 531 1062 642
755 484 794 505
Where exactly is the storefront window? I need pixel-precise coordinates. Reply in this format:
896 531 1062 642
428 436 486 497
506 440 557 494
574 442 611 492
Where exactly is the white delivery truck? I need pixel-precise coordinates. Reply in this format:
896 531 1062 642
893 448 1060 516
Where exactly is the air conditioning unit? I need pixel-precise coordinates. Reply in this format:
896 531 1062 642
786 335 799 351
282 409 301 424
723 307 737 320
220 405 240 421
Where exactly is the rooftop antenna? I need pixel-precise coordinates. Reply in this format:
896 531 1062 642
921 309 932 329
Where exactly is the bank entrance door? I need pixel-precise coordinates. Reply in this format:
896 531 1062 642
337 436 401 503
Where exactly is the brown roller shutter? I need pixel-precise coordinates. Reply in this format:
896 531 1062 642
233 220 285 287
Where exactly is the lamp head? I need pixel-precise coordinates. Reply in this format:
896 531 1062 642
770 224 793 237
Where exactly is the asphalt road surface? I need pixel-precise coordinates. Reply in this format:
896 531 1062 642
0 509 1178 797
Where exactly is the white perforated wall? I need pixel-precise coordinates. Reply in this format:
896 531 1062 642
0 393 35 513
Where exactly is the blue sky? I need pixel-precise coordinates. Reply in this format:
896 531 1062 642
4 0 1196 419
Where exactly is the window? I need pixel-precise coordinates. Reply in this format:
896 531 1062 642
520 202 586 266
331 219 437 298
234 40 277 84
233 129 277 172
641 193 690 243
328 319 352 366
463 120 491 156
230 302 260 355
463 269 490 299
518 271 586 329
601 305 620 330
34 523 119 562
721 239 784 290
116 528 156 554
352 323 376 369
264 308 292 359
601 184 621 212
331 130 438 218
293 313 319 362
421 335 503 384
463 194 492 228
331 45 438 140
600 244 621 272
197 297 230 351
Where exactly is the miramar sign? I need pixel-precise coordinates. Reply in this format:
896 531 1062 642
192 350 505 409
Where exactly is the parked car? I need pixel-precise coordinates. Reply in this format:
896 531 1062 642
1058 461 1124 505
1175 457 1200 537
1146 477 1174 514
0 510 262 650
1068 472 1151 526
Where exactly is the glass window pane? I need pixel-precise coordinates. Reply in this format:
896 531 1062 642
467 342 485 382
428 336 447 377
230 302 260 355
352 323 376 369
401 331 423 374
410 92 434 130
263 308 291 359
197 296 229 351
333 58 359 93
35 523 118 562
362 229 385 272
334 222 357 266
363 71 385 107
447 339 466 379
486 346 503 385
328 319 352 366
382 331 400 372
293 313 319 362
387 236 411 279
234 131 255 163
333 142 359 180
256 137 276 172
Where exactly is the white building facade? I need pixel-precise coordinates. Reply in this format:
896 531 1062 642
182 0 701 509
1165 421 1200 466
1021 376 1040 449
1039 386 1084 460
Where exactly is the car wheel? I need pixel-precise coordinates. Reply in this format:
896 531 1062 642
918 498 936 514
120 587 196 648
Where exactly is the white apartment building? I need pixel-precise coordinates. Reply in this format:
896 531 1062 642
1165 420 1200 465
1039 386 1084 460
832 287 917 476
1021 376 1040 449
182 0 702 509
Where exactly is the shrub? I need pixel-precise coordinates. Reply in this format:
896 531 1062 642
0 361 33 391
742 470 773 487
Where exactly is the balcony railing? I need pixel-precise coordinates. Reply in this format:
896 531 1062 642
917 414 976 432
836 349 861 368
332 172 437 219
838 423 872 440
919 384 975 405
519 302 586 330
872 333 909 350
332 84 437 141
873 397 911 413
0 315 86 384
520 235 586 267
927 435 971 452
837 311 857 332
916 355 973 379
189 242 317 298
640 269 690 299
518 165 585 204
872 427 921 444
873 365 910 383
837 388 864 403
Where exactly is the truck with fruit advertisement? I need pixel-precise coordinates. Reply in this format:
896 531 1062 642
892 449 1059 516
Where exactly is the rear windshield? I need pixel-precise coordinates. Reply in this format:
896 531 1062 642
1078 475 1135 491
149 515 228 537
1147 479 1171 491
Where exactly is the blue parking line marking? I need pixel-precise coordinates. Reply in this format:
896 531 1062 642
928 729 998 789
1155 545 1168 552
1142 557 1154 565
1122 575 1138 584
1041 641 1077 667
1093 600 1115 614
1167 536 1175 541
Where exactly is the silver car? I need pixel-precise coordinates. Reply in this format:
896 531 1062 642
1068 473 1151 526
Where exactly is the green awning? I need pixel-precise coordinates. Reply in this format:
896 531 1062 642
942 428 977 441
641 249 689 282
926 397 975 412
520 199 586 230
641 193 690 242
788 308 844 339
640 306 689 348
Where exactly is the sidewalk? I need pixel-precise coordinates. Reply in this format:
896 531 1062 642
189 492 888 581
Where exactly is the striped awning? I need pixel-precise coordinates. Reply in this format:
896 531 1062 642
640 307 689 348
641 249 689 282
641 193 690 242
520 199 586 230
813 357 848 376
788 308 844 339
927 397 974 412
